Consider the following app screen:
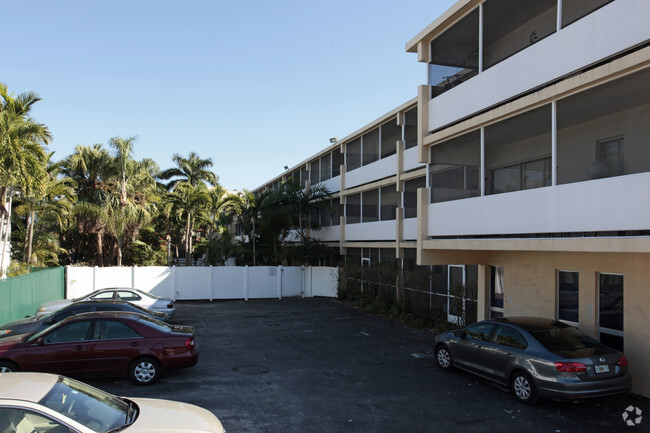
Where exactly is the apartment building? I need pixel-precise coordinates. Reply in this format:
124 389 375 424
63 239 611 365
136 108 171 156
254 0 650 396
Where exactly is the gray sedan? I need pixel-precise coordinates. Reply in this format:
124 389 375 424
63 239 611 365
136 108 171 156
434 317 631 404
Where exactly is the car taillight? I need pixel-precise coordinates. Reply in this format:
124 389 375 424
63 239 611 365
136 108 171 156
167 302 174 308
617 356 628 367
185 336 195 350
555 362 587 372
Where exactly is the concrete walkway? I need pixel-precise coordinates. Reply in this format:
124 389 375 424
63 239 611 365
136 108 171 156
85 298 649 433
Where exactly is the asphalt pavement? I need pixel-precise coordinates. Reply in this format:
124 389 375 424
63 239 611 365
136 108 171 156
84 298 649 433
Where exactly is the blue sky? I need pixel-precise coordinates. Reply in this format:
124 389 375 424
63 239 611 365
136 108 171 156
3 0 455 191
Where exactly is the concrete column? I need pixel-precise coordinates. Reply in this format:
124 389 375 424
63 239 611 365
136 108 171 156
417 85 430 164
477 264 489 321
416 187 429 266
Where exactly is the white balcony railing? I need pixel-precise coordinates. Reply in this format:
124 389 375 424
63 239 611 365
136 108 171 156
428 172 650 237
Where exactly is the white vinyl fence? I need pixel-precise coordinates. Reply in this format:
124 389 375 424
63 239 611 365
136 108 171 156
65 266 339 301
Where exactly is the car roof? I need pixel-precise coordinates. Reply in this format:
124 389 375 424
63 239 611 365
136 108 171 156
60 310 147 322
488 316 565 331
0 372 59 402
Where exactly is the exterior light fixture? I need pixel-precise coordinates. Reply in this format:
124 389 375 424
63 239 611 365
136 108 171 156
329 137 338 144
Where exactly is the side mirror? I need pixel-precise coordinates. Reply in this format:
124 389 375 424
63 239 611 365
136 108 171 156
37 337 46 346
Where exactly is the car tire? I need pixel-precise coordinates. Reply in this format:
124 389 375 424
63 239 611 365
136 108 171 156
129 357 161 385
435 345 453 370
510 370 539 404
0 361 19 373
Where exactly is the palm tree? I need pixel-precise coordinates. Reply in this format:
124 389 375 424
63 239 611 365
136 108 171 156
14 153 75 266
280 179 331 241
61 144 114 266
163 182 211 265
0 83 51 276
158 152 218 190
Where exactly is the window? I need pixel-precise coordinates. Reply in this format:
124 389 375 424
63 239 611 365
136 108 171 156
362 129 379 166
361 189 378 223
92 320 141 340
332 149 343 177
320 153 331 181
380 119 400 158
597 137 624 177
492 157 551 194
331 199 342 226
429 8 479 98
116 291 141 302
346 194 360 224
430 130 480 203
310 160 320 184
558 271 579 324
562 0 613 28
380 185 399 221
492 326 527 350
346 138 361 171
463 323 494 341
0 408 74 433
404 108 417 149
404 177 426 218
91 291 115 300
490 266 504 318
598 273 624 351
45 321 92 343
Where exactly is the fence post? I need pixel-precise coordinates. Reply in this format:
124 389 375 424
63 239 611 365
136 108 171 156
244 265 249 301
93 266 98 292
172 266 177 301
132 266 136 288
277 266 282 300
209 265 213 301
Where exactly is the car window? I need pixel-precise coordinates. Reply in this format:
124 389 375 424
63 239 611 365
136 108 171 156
0 407 74 433
45 321 92 343
530 324 600 352
39 376 130 433
492 325 528 349
90 291 115 300
92 320 141 340
463 323 494 341
116 291 141 301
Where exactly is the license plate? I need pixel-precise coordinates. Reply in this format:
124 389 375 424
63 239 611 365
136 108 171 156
595 364 610 374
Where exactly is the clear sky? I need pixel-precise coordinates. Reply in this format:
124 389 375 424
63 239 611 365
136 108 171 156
2 0 456 191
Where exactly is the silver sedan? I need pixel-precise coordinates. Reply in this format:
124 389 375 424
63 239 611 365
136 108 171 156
434 317 631 404
36 288 175 319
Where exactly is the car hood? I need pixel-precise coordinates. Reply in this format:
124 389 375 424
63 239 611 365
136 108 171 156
126 398 224 433
0 333 31 348
0 315 42 328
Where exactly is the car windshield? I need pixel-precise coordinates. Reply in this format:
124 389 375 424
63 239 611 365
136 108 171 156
530 325 600 352
39 376 131 433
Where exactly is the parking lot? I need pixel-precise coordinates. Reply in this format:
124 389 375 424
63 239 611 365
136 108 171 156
83 298 648 433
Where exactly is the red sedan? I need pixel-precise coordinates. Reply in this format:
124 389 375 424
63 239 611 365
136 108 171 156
0 311 198 385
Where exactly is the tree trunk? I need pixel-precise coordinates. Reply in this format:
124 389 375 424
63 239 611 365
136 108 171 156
27 210 35 265
117 234 123 266
0 193 13 278
96 231 104 267
185 213 192 266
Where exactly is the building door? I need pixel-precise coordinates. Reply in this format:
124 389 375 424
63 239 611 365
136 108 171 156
598 273 624 351
447 265 465 323
490 266 504 318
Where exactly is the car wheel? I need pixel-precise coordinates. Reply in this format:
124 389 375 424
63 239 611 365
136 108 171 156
0 361 19 373
435 345 453 370
510 371 539 404
129 357 161 385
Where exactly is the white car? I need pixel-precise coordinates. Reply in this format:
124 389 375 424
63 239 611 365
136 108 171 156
0 372 224 433
36 288 175 319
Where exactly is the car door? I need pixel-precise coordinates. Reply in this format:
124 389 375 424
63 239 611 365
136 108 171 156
85 319 146 375
451 323 495 373
479 325 529 384
23 320 92 375
115 290 144 307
